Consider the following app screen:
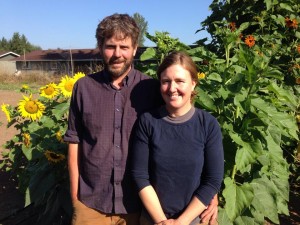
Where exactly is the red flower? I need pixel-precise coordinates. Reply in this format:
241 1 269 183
244 35 255 48
228 22 236 32
285 17 298 29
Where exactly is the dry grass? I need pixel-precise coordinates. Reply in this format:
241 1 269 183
0 70 62 90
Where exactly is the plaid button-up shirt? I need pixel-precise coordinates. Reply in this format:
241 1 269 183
64 67 162 214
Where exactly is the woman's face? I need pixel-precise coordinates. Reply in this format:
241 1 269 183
160 64 196 117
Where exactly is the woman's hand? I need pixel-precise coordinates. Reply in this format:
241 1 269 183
199 194 218 224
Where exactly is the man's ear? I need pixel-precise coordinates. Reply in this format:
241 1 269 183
133 46 138 56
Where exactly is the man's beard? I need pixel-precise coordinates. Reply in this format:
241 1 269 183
104 58 133 78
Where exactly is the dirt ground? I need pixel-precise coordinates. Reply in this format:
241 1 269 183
0 89 299 225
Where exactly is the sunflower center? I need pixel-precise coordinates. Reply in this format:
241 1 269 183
64 81 74 92
24 101 39 114
49 152 60 159
44 86 55 95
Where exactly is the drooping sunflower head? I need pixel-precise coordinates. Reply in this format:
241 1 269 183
20 84 32 94
23 133 31 147
18 94 45 121
40 83 59 99
58 75 76 98
73 72 86 82
1 103 11 122
55 130 64 143
44 150 66 163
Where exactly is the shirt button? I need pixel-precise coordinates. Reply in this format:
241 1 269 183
115 145 120 148
116 108 120 111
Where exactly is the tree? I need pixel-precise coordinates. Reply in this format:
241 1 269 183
0 37 9 51
0 32 41 54
133 13 148 47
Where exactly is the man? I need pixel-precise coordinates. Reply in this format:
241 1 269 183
64 13 218 225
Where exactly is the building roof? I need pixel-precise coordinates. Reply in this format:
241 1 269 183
12 47 149 62
13 49 101 61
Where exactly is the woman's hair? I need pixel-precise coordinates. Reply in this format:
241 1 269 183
95 13 140 48
157 51 198 84
157 51 199 100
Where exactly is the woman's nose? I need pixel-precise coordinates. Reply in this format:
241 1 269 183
169 82 177 92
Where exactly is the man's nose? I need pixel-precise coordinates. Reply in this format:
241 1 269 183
113 47 121 57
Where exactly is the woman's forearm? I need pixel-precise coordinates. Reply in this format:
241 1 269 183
176 196 207 225
139 186 167 224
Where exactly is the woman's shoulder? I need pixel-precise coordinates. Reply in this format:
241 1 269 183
194 108 219 126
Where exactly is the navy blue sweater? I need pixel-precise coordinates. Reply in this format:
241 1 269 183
131 107 224 217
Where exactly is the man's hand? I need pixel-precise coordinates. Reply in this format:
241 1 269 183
200 194 218 225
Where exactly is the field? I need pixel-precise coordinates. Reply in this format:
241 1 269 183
0 77 299 224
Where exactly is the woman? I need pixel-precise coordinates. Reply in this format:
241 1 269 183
131 51 224 225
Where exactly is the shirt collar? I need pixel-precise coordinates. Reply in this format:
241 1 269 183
103 65 135 88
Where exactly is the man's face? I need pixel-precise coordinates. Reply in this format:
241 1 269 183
100 35 137 80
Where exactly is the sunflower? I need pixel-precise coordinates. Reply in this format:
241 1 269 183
18 94 45 121
23 133 31 147
197 72 206 80
1 103 11 122
58 75 76 97
297 44 300 54
44 150 66 163
40 83 59 99
73 72 86 82
244 35 255 48
285 17 298 29
55 130 64 143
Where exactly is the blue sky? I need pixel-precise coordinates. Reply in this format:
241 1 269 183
1 0 214 50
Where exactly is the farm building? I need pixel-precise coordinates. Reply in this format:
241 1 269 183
12 47 151 75
0 51 20 75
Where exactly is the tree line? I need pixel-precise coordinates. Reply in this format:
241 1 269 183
0 32 41 55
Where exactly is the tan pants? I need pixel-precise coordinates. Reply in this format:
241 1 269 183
72 200 140 225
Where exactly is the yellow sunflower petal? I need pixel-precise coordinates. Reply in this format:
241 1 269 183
1 103 11 122
18 95 45 121
40 83 59 99
58 75 76 98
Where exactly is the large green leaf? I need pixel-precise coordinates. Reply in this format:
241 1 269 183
229 132 263 171
251 97 298 139
251 177 280 224
140 47 156 61
267 82 298 109
195 87 217 111
233 216 260 225
218 207 233 225
51 102 70 120
28 166 56 203
223 177 254 221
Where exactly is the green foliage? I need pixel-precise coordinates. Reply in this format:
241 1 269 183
133 12 148 47
0 74 84 224
0 32 41 54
